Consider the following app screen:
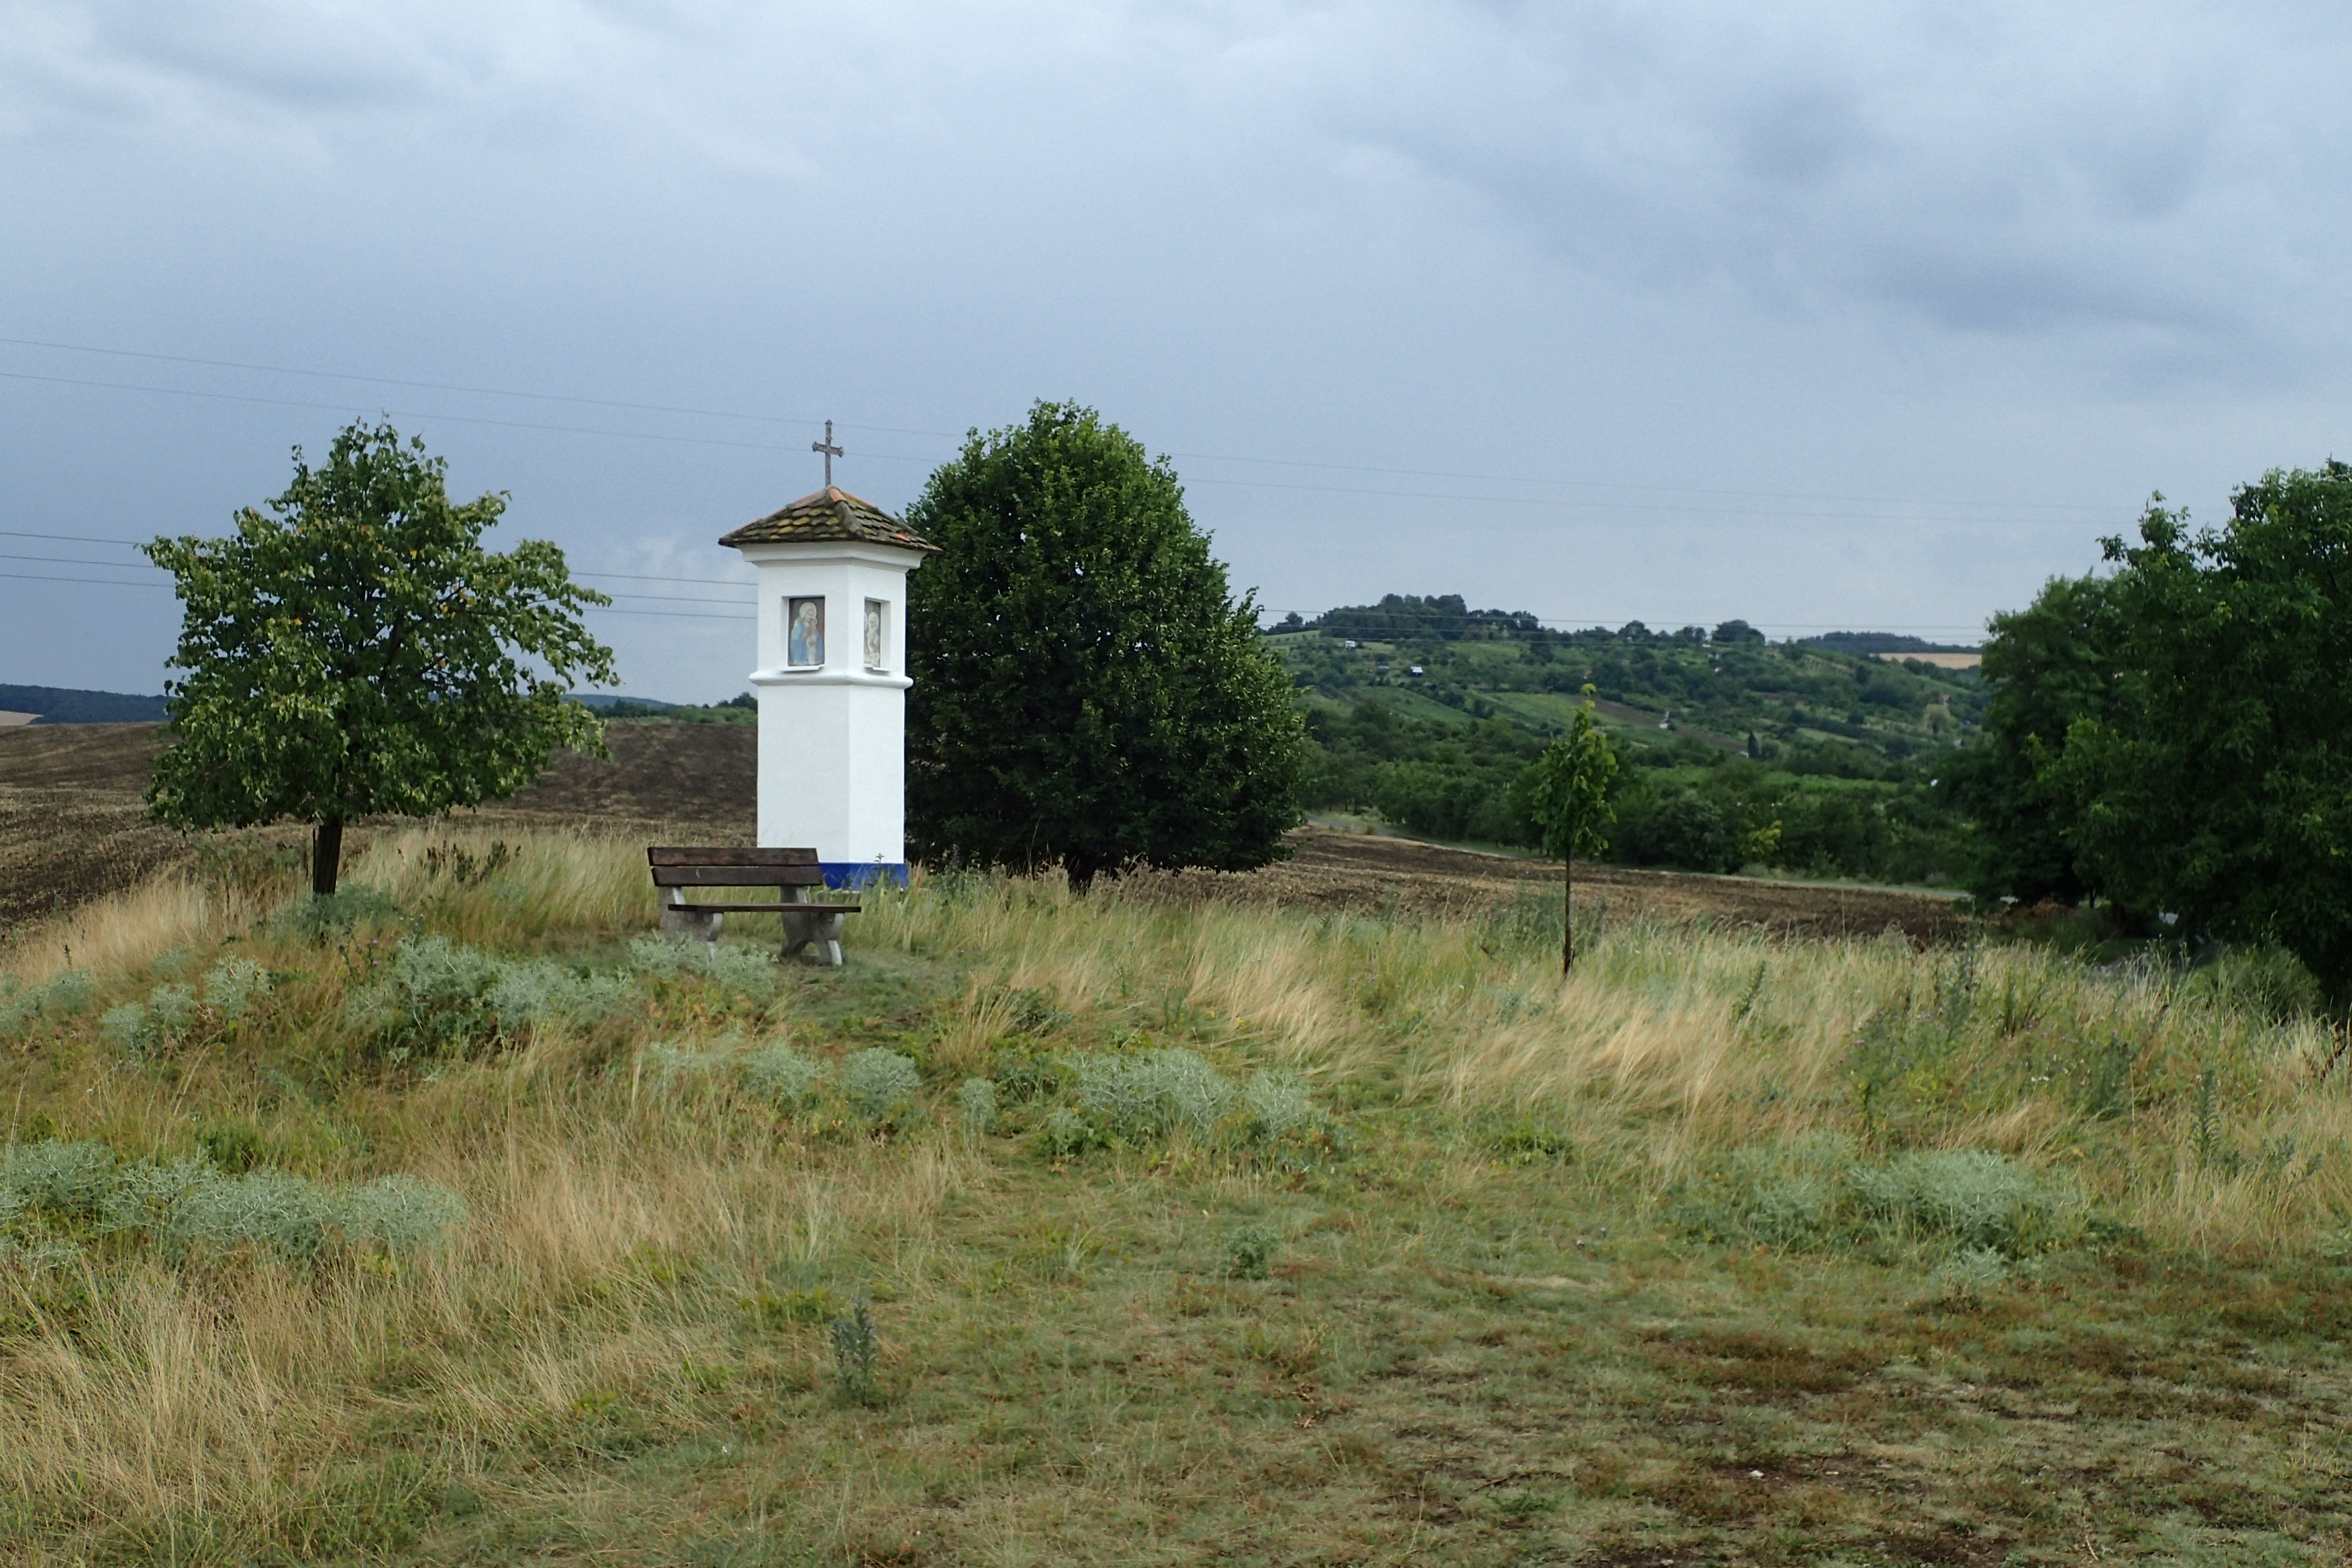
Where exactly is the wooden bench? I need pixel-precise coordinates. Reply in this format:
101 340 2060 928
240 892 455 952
647 847 862 967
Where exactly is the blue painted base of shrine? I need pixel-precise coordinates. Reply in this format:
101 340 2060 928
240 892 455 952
820 862 909 890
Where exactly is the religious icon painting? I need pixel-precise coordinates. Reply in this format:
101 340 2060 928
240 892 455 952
863 599 887 671
787 596 825 668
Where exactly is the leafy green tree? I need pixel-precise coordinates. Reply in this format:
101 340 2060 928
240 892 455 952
903 402 1306 886
1511 693 1619 972
1942 572 2121 908
1615 785 1738 875
2045 468 2352 1003
143 421 616 895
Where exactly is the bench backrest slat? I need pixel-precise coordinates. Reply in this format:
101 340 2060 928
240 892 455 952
649 846 819 867
652 866 825 889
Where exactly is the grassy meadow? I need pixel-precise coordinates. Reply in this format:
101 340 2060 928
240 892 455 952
1 828 2349 1564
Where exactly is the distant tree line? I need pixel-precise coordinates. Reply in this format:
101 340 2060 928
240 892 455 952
1801 631 1979 655
1277 598 1968 657
1301 698 1968 887
0 685 168 724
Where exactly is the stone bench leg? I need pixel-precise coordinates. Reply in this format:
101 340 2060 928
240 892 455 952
659 899 723 949
780 908 846 967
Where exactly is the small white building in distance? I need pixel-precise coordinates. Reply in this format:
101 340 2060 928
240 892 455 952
719 486 938 887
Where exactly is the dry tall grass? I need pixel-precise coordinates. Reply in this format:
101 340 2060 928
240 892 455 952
0 823 2345 1553
0 1052 975 1546
865 857 2352 1254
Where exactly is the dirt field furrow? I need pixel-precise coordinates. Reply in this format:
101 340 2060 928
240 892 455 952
1 721 1968 944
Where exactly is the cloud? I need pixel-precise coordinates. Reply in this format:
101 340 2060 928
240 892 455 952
6 1 2352 697
8 0 2345 378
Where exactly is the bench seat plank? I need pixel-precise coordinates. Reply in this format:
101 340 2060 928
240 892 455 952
649 846 818 867
662 901 863 915
652 865 826 888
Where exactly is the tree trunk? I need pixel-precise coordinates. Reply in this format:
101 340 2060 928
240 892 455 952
312 818 344 897
1562 853 1574 975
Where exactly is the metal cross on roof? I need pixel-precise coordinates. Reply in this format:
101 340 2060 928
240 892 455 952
811 420 844 487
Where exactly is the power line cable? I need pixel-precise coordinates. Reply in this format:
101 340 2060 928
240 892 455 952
0 539 1980 631
0 370 941 462
0 578 747 621
0 570 171 589
1 335 2120 517
0 551 162 571
1169 453 2110 514
0 335 841 429
1178 475 2093 526
0 527 145 547
585 606 752 621
0 556 748 609
0 369 2110 525
0 536 1977 631
0 567 1975 633
0 533 760 592
577 570 754 587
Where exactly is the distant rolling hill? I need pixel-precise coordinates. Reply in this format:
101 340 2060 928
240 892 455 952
0 685 168 724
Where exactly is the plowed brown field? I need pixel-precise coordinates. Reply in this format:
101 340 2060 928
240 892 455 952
1 721 1967 942
1140 827 1968 941
0 722 757 937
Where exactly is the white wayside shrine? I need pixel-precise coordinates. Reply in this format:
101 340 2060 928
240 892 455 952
718 484 938 889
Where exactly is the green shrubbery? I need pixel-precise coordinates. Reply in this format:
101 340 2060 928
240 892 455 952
624 1032 1335 1159
2181 944 2324 1022
345 935 634 1057
622 936 781 996
738 1042 825 1108
1072 1048 1236 1142
955 1077 998 1132
341 934 783 1060
275 886 406 939
1673 1134 2083 1261
1614 786 1740 873
1609 767 1964 883
1037 1045 1337 1164
92 958 276 1056
842 1049 922 1124
643 1038 825 1107
1223 1222 1280 1280
0 969 94 1042
0 1139 463 1267
990 1047 1068 1106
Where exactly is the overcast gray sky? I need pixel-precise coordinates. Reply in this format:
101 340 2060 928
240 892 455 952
7 1 2350 702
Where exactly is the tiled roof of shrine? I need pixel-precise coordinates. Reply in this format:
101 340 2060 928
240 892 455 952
718 488 937 553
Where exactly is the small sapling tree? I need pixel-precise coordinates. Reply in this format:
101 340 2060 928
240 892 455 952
1513 690 1619 973
143 420 616 895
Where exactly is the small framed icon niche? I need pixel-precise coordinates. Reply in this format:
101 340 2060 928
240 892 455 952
786 597 826 669
863 598 890 672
